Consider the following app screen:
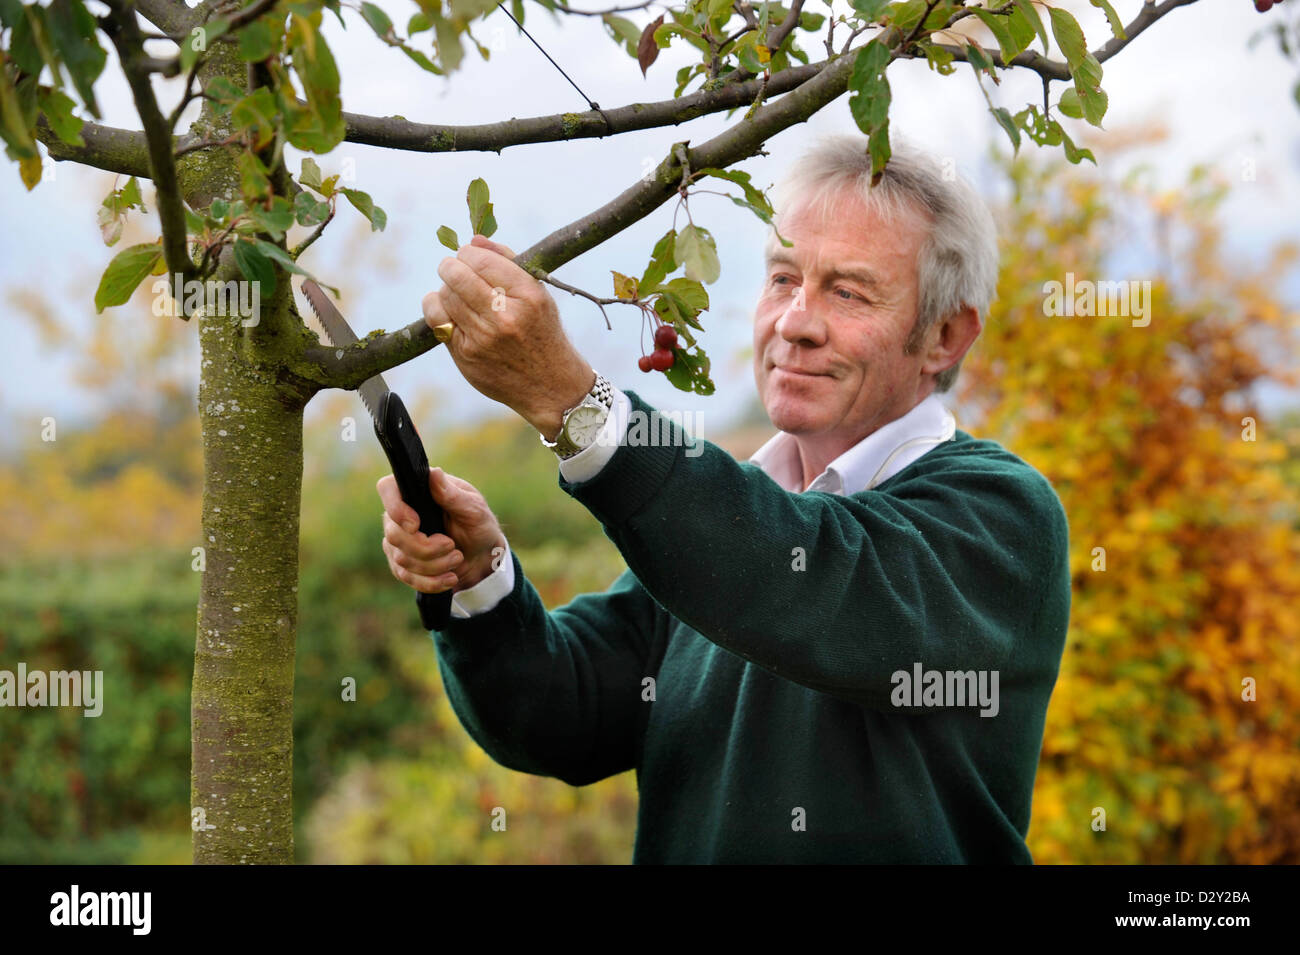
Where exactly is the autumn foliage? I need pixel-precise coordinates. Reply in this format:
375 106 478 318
955 153 1300 863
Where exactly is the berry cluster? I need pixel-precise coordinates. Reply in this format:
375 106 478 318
639 322 678 372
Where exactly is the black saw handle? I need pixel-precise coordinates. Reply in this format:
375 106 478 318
374 391 452 630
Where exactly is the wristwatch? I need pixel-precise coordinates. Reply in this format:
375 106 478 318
540 372 614 459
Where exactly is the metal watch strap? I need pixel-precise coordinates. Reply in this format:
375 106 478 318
540 372 614 458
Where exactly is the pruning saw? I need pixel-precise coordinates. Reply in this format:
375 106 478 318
301 278 456 631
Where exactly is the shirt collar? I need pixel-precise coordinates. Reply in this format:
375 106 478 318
748 394 957 495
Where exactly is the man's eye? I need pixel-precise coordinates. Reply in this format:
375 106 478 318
835 288 857 301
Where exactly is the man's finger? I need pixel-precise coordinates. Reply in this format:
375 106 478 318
437 255 496 320
422 288 452 334
470 233 516 259
456 243 534 303
376 474 419 530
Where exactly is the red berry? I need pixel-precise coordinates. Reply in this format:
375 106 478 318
650 348 674 371
654 324 678 349
1256 0 1273 10
638 354 654 373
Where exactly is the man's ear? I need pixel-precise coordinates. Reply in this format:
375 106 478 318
920 304 982 380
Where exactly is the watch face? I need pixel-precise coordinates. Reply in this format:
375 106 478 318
565 406 606 446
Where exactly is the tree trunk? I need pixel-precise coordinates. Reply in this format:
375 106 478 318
182 38 315 863
191 297 306 864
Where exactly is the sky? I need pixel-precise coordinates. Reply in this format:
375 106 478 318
1 0 1298 455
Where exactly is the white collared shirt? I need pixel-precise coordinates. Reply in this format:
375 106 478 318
448 386 956 619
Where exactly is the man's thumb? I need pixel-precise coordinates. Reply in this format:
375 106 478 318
428 466 456 505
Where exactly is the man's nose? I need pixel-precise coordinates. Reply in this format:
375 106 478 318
774 288 826 345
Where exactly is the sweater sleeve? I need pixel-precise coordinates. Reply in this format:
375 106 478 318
430 550 664 786
557 389 1071 712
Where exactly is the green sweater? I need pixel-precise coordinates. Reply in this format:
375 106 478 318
431 390 1072 863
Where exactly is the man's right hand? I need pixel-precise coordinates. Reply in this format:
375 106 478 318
377 467 507 595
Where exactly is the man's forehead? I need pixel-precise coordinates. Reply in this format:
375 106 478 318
764 193 927 269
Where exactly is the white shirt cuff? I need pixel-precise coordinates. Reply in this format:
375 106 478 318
449 539 516 619
557 387 632 483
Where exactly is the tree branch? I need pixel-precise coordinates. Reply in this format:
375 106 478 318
102 2 198 296
35 116 153 178
134 0 198 39
551 0 658 15
765 0 804 56
296 35 878 391
923 0 1200 82
342 60 824 152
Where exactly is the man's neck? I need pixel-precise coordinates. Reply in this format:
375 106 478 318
791 390 933 491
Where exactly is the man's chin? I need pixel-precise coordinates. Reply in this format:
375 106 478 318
765 403 824 436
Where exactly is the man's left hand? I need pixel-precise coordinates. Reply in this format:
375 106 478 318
423 234 594 440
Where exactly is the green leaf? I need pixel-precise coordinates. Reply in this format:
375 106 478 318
401 45 442 74
238 18 276 62
300 157 324 193
10 7 47 77
867 121 891 180
210 197 229 220
1073 51 1103 91
234 237 275 292
964 41 997 83
1047 6 1087 69
434 15 464 72
95 242 162 312
38 87 84 146
1089 0 1126 41
239 150 271 200
1058 87 1083 120
971 8 1023 64
1058 123 1095 165
437 225 461 251
639 229 677 292
409 12 434 34
248 197 295 241
1005 4 1036 57
230 87 278 149
183 203 206 235
340 187 387 231
1013 0 1049 55
662 277 708 313
991 106 1020 153
888 0 928 36
466 177 496 236
676 224 720 284
360 2 394 39
1074 79 1108 126
851 0 891 22
922 42 956 75
289 13 345 152
47 0 106 117
848 39 892 135
294 191 331 226
251 238 313 280
0 69 38 160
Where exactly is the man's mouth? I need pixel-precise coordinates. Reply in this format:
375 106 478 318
772 364 829 378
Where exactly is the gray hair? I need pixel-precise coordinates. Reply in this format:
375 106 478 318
762 134 999 391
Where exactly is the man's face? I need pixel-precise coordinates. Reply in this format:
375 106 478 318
753 188 933 448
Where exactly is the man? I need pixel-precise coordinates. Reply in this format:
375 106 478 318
378 134 1071 863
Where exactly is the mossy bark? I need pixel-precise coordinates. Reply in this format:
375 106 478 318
184 41 315 865
191 306 304 864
